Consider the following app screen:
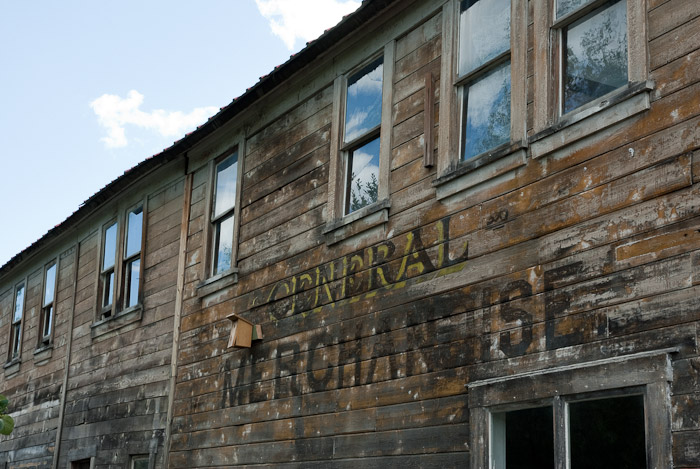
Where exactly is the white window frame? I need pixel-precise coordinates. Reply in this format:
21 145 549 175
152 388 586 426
467 349 674 469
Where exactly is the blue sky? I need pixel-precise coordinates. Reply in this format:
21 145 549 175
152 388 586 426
0 0 359 267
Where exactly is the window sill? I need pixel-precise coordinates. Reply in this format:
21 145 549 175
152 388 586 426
91 305 143 340
197 267 239 299
3 358 20 377
530 80 654 159
434 143 527 201
33 344 53 364
323 198 390 246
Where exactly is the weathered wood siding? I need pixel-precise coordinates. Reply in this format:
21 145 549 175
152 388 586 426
56 177 185 468
0 0 698 467
0 247 75 469
171 0 700 466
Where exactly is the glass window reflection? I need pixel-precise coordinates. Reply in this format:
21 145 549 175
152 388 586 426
459 0 510 76
346 137 380 214
103 222 117 270
214 153 238 219
344 57 384 143
214 214 234 275
563 0 627 114
462 61 511 160
44 263 56 307
125 206 143 259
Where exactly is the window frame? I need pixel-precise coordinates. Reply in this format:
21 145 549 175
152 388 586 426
38 258 58 348
437 0 528 183
209 147 240 278
129 454 150 469
324 41 394 243
531 0 649 139
7 280 26 363
95 200 146 321
122 203 144 310
467 349 674 469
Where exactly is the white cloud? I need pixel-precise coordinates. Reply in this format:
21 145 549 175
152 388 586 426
90 90 218 148
255 0 361 50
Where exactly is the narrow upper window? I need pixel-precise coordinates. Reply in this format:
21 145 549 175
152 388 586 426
458 0 511 160
558 0 628 115
212 151 238 275
39 261 57 346
100 221 118 315
124 205 143 309
97 202 146 319
342 56 383 214
9 283 25 360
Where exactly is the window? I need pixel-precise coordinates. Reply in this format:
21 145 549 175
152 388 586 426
531 0 649 146
325 42 394 243
71 459 92 469
8 283 25 361
97 203 144 319
491 394 646 468
130 455 149 469
468 350 673 469
436 0 526 195
342 56 383 214
211 150 238 276
458 0 511 160
123 206 143 309
556 0 628 115
39 261 57 346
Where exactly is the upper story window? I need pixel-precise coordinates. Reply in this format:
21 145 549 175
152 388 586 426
98 203 144 319
557 0 628 115
8 282 25 361
342 56 383 214
324 42 394 244
211 150 238 276
124 206 143 308
436 0 527 192
458 0 511 160
39 261 57 346
530 0 649 149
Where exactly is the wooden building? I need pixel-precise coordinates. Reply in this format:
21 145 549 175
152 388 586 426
1 0 699 467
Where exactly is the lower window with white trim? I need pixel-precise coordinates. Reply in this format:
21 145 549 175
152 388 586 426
467 350 675 469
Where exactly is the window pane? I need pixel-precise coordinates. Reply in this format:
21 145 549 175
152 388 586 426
132 457 149 469
569 395 646 469
213 153 238 219
103 222 118 270
462 61 511 160
43 306 53 338
12 324 21 355
214 214 235 275
459 0 510 76
125 206 143 258
557 0 592 19
494 406 554 469
346 137 380 214
126 259 140 308
344 57 383 143
44 263 57 307
563 0 627 114
103 271 114 308
14 285 24 322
